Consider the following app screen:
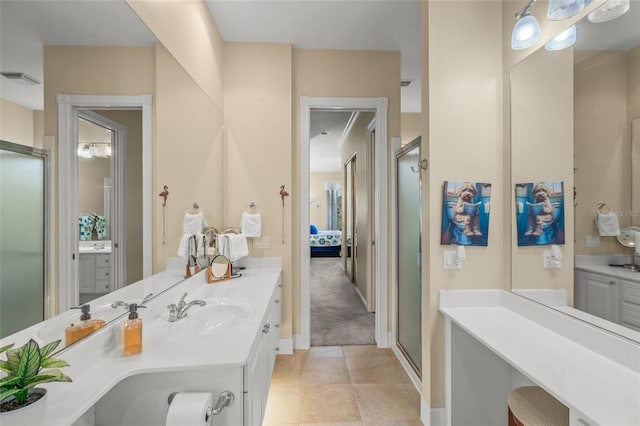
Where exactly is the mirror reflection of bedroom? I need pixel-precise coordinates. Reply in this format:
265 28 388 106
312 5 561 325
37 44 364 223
309 109 375 346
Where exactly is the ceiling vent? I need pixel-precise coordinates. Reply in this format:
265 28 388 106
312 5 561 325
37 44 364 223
400 79 413 87
1 72 41 85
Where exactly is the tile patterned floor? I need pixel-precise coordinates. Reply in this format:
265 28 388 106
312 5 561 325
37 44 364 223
264 345 423 426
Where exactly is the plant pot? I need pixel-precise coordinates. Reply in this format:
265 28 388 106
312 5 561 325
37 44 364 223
0 388 47 426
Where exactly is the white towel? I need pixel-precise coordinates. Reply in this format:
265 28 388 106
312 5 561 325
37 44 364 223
595 210 620 236
241 211 262 237
217 233 249 263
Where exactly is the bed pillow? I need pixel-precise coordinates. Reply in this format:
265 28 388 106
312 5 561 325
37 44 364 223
310 224 318 234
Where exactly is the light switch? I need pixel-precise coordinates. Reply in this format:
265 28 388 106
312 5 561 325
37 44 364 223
253 237 270 249
585 235 601 248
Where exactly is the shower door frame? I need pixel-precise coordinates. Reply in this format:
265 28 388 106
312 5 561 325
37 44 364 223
0 140 52 320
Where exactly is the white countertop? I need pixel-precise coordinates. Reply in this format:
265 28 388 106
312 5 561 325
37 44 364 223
0 257 282 426
575 254 640 281
440 290 640 426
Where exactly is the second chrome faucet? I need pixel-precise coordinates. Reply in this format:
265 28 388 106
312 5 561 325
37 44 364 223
167 293 206 322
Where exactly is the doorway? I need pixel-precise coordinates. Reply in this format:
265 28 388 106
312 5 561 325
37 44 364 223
299 96 389 349
58 94 152 313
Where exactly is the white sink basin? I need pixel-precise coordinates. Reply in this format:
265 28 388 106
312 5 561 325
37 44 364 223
165 298 252 336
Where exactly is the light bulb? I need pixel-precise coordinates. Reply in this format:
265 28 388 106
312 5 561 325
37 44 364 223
548 0 585 20
511 13 542 50
588 0 630 22
545 25 577 51
104 145 112 157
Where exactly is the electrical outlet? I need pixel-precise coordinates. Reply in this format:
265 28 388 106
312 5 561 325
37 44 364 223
443 251 462 270
543 250 561 269
585 235 601 248
253 237 270 249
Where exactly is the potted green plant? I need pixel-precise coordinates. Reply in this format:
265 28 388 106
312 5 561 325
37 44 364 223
0 339 71 425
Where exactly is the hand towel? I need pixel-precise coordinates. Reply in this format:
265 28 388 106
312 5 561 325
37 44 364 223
241 211 262 237
218 233 249 263
177 211 208 259
595 210 620 236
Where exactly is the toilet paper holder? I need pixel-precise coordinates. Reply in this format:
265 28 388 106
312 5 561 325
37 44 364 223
168 391 235 421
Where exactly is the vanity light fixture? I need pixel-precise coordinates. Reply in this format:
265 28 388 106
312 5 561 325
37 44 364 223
588 0 630 22
512 0 542 50
77 144 92 159
545 25 578 50
547 0 585 20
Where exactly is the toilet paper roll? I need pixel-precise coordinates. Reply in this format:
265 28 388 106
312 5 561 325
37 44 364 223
166 392 213 426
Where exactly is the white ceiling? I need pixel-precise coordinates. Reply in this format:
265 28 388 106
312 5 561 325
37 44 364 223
309 110 354 172
205 0 423 112
0 0 156 110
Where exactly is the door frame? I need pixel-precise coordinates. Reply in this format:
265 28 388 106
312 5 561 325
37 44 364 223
77 110 127 292
58 94 152 313
299 96 389 349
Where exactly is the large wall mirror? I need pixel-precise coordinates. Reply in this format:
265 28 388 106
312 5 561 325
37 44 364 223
511 5 640 342
0 1 224 351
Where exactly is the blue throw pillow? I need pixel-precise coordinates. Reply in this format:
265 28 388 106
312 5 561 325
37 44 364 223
310 224 318 234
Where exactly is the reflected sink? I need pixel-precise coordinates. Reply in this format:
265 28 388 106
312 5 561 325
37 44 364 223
37 301 133 344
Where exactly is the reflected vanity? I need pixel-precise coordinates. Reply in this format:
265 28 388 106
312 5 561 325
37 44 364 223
510 8 640 340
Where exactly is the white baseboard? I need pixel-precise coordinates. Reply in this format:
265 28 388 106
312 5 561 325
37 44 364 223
293 333 309 350
278 338 293 354
430 407 445 426
354 285 368 310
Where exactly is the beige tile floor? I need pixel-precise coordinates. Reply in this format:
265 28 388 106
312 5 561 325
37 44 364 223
264 345 423 426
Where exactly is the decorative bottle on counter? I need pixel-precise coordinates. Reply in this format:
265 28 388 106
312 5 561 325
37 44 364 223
123 303 146 356
65 304 105 346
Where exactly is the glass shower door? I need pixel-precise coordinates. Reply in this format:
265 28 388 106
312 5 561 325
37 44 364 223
0 141 48 338
396 138 422 375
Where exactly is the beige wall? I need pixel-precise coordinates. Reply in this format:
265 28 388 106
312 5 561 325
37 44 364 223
574 51 631 255
628 46 640 221
224 42 293 339
401 112 422 145
293 48 401 336
154 43 224 272
44 45 156 310
425 0 504 408
342 111 375 302
127 0 224 108
310 171 341 231
1 98 34 146
510 45 575 295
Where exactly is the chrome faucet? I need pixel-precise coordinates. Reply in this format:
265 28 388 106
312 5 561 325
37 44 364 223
167 293 206 322
111 293 154 310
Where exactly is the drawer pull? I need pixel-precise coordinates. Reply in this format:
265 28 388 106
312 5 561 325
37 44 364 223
275 323 280 328
274 299 280 304
262 323 270 334
609 281 616 285
275 346 280 352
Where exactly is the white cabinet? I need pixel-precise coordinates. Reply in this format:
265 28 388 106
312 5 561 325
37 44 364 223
243 280 282 425
620 279 640 331
575 271 619 323
575 269 640 331
79 253 112 294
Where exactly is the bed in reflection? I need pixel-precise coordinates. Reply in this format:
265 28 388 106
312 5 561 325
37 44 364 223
309 225 342 257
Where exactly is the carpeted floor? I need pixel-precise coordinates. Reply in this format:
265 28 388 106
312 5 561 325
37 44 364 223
310 257 375 346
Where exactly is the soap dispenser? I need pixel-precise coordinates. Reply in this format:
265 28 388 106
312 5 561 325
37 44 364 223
65 304 105 346
124 303 146 356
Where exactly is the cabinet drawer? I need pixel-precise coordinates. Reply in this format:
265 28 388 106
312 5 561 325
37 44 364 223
96 255 112 267
96 280 111 293
621 280 640 305
621 302 640 331
96 267 111 280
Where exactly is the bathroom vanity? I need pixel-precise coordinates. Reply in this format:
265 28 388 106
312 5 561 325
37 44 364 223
440 290 640 426
0 257 283 426
575 258 640 332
